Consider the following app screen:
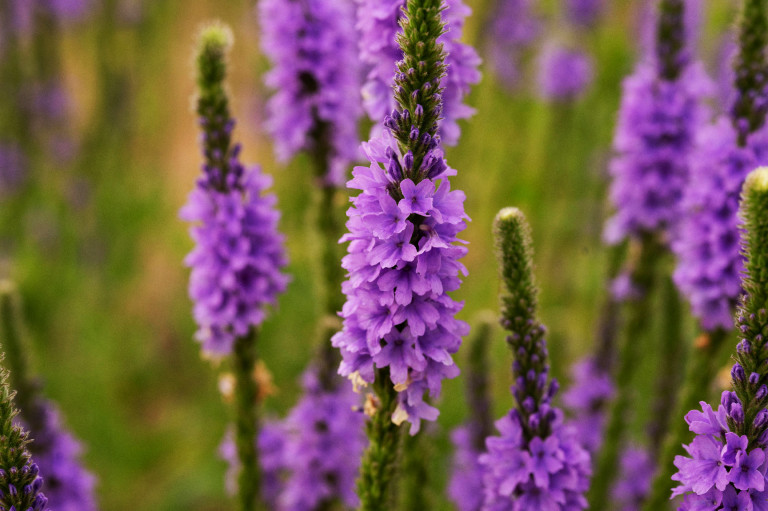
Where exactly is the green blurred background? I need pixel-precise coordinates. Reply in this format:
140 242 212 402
0 0 740 509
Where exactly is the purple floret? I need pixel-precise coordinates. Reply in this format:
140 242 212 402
449 426 484 511
535 43 594 102
332 129 469 433
181 133 288 356
277 370 364 511
355 0 481 145
17 402 98 511
604 61 713 244
479 411 591 511
259 0 362 184
672 398 768 509
673 118 768 330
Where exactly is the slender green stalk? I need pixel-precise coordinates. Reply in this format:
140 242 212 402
399 430 432 511
357 372 402 511
733 0 768 143
646 275 686 460
233 330 261 511
466 317 495 448
588 235 662 510
641 328 728 511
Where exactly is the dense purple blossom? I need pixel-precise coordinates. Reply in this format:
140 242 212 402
564 0 604 28
220 421 287 509
562 357 614 453
16 402 98 511
0 142 27 197
673 118 768 330
277 370 364 511
535 43 594 102
612 446 654 511
355 0 480 145
181 126 288 355
259 0 362 184
672 399 768 509
486 0 540 89
332 128 469 433
479 411 591 510
604 61 713 243
449 426 484 511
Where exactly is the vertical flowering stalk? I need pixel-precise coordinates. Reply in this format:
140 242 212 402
591 0 711 507
333 0 469 508
479 208 590 510
181 24 288 511
669 166 768 508
485 0 540 90
535 43 594 103
448 316 494 511
355 0 481 145
258 3 367 508
0 282 97 511
0 357 48 511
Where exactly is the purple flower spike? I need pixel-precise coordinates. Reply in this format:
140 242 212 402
486 0 540 89
259 0 362 184
449 426 484 511
355 0 481 145
333 129 470 432
562 357 614 453
564 0 604 28
673 119 768 330
611 446 654 511
535 42 594 102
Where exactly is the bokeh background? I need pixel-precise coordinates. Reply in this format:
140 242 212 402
0 0 740 509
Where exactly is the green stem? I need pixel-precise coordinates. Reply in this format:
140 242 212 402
588 235 661 510
233 330 262 511
646 275 686 461
399 431 432 511
641 328 729 511
357 371 402 511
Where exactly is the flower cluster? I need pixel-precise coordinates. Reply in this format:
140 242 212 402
332 128 469 432
486 0 540 89
277 370 364 511
673 119 768 330
16 401 97 511
535 43 593 102
612 446 654 511
480 208 590 510
181 148 289 355
259 0 362 184
562 357 614 453
604 61 712 244
355 0 480 145
672 399 768 509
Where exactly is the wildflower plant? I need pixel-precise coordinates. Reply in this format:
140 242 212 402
333 0 469 507
670 167 768 508
181 23 288 511
479 208 591 510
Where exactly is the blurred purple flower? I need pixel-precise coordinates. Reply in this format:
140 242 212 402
486 0 540 89
355 0 480 145
259 0 362 184
0 142 27 197
535 43 594 102
277 370 364 511
611 446 654 511
562 357 614 453
17 402 98 511
332 127 470 433
673 118 768 330
565 0 604 28
449 426 484 511
604 61 713 244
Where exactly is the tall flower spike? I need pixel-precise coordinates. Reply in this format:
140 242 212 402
355 0 481 145
333 0 469 508
0 282 97 511
182 24 288 511
733 0 768 143
259 0 362 185
535 42 594 102
479 208 590 511
485 0 540 90
0 358 48 511
669 167 768 508
449 316 495 511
